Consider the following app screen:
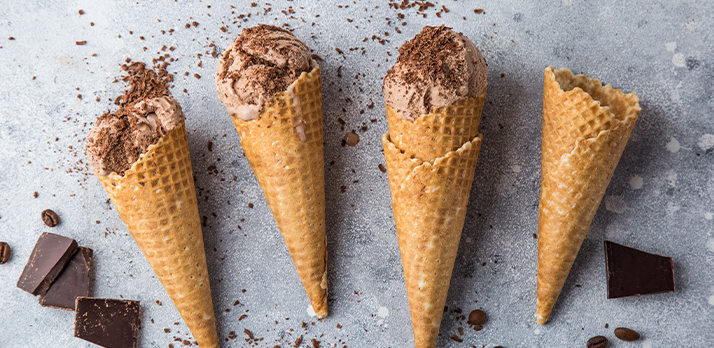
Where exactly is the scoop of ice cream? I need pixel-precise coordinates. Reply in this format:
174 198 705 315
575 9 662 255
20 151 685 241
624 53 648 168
383 25 488 121
215 24 314 121
86 96 185 176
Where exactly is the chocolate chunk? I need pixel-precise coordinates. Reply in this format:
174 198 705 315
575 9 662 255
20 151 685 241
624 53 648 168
344 131 360 146
587 335 608 348
41 209 60 227
614 327 640 341
17 233 78 295
74 297 142 348
0 241 11 264
40 247 93 310
604 241 675 298
467 309 487 326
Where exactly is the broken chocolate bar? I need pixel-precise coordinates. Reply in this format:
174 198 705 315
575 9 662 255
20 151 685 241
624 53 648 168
605 240 675 298
74 297 141 348
17 233 78 295
40 247 93 310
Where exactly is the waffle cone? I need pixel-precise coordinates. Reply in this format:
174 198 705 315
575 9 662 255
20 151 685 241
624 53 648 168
96 123 218 347
536 67 640 324
229 66 328 317
383 89 485 348
386 88 486 161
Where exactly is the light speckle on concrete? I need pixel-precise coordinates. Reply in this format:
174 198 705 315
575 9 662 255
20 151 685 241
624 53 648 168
672 53 686 67
629 175 644 190
666 136 681 153
698 134 714 151
665 170 678 187
605 195 627 214
0 0 712 347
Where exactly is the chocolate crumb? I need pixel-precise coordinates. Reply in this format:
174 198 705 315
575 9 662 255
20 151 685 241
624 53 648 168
33 191 39 198
243 328 254 340
78 10 85 15
344 131 359 146
76 40 87 46
467 309 486 326
378 164 387 173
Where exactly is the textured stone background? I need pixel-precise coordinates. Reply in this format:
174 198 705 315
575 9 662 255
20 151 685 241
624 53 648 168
0 0 712 347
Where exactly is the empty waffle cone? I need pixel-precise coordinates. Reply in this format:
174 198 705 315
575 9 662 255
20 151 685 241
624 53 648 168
536 67 640 324
96 123 218 347
383 88 485 348
229 66 328 317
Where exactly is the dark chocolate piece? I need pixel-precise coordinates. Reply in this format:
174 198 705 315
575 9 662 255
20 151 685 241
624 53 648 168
17 233 78 295
74 297 141 348
605 241 675 298
40 247 93 310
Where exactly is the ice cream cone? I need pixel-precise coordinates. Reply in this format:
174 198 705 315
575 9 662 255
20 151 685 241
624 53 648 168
96 123 218 347
536 66 640 324
383 88 485 348
229 66 328 317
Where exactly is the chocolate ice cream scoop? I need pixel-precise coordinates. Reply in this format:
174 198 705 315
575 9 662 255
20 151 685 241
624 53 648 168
215 24 314 121
85 95 184 176
383 25 487 121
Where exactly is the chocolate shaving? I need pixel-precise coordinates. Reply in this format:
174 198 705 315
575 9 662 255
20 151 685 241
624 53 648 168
386 25 462 90
87 61 175 176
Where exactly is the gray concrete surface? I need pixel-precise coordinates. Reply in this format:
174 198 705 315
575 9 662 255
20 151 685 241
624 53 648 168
1 0 712 347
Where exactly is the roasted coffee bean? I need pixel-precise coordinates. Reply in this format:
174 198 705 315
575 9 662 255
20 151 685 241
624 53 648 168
0 242 11 264
41 209 60 227
587 335 608 348
614 327 640 341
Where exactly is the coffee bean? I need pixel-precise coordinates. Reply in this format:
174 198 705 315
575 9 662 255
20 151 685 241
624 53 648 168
41 209 60 227
0 242 11 264
614 327 640 341
587 335 608 348
467 309 487 326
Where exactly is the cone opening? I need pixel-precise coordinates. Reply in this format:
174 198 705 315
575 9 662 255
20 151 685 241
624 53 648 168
548 67 640 123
